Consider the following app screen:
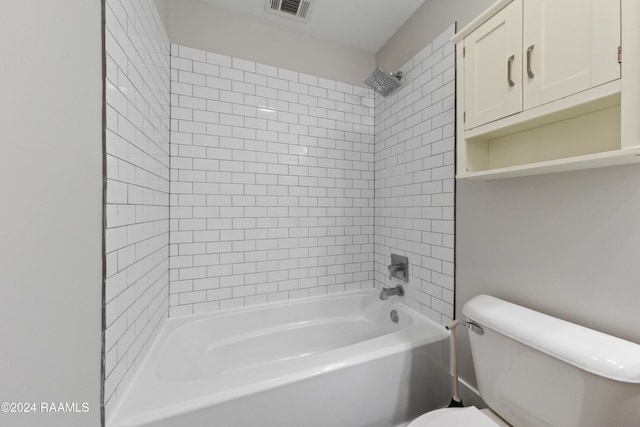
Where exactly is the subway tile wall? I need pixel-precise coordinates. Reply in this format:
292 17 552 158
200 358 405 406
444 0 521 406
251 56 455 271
169 45 376 316
104 0 170 418
374 25 456 324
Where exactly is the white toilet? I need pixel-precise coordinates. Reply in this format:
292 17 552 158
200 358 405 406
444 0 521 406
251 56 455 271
408 294 640 427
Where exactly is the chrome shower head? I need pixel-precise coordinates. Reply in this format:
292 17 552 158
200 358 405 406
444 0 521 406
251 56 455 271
364 67 403 97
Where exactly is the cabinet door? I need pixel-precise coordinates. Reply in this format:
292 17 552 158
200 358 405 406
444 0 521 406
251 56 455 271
464 0 522 130
523 0 621 110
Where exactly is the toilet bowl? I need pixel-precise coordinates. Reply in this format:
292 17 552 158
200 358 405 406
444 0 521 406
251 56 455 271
407 406 510 427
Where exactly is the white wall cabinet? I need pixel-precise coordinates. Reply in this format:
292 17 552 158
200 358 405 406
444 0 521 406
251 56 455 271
453 0 640 179
523 0 621 111
464 0 522 130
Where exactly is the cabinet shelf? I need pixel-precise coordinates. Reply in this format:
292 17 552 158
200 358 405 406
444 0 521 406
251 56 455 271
456 146 640 180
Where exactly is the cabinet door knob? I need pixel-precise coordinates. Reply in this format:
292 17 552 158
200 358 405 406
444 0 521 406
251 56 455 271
527 44 535 78
507 54 515 87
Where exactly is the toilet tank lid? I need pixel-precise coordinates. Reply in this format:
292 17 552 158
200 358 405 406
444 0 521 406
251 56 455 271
462 295 640 383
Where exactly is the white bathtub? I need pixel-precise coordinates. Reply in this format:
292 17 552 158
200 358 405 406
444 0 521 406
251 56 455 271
109 289 451 427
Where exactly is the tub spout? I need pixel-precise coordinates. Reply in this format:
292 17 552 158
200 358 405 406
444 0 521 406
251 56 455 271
379 284 405 300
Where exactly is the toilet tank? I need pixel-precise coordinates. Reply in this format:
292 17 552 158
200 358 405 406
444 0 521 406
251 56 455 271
462 295 640 427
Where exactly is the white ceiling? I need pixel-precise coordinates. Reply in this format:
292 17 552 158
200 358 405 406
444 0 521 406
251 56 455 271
200 0 426 53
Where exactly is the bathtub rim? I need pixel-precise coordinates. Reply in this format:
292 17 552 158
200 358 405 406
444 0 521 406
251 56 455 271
160 288 412 332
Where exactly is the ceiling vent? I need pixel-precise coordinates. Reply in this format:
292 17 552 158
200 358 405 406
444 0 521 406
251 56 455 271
265 0 314 22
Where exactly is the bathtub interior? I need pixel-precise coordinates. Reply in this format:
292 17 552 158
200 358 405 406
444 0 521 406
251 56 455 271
156 291 414 382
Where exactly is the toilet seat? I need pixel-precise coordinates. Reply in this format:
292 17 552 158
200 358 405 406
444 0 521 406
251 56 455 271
407 406 511 427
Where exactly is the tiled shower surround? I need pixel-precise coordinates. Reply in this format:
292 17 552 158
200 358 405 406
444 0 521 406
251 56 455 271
104 0 455 415
167 28 455 319
104 0 170 417
169 45 376 315
374 25 456 323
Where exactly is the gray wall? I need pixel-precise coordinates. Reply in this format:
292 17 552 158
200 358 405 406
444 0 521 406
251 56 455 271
163 0 374 87
155 0 170 31
376 0 494 71
0 1 103 426
457 164 640 390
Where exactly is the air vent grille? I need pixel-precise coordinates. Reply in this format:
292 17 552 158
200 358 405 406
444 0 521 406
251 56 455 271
265 0 313 22
298 1 310 18
281 0 300 15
